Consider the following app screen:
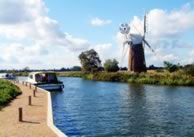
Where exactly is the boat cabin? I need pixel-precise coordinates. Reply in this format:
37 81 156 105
27 72 64 91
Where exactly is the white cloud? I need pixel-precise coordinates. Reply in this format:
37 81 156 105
91 17 112 26
0 0 91 69
190 50 194 56
0 0 89 49
147 6 194 38
94 43 112 61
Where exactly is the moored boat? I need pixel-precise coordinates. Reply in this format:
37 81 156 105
0 73 16 80
27 72 64 91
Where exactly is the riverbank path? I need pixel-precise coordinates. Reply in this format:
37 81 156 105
0 82 58 137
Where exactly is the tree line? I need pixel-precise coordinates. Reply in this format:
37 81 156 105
79 49 194 76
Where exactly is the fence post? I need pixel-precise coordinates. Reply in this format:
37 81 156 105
29 96 31 105
19 107 23 122
35 86 37 92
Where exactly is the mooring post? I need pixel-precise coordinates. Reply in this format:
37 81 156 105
29 96 32 105
35 86 37 92
22 81 24 85
19 107 23 122
29 83 31 89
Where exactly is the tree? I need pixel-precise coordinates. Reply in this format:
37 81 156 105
71 66 81 71
23 66 30 72
163 61 180 72
104 59 119 72
79 49 102 72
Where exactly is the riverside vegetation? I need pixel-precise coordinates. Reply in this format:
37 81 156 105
56 70 194 86
12 49 194 86
13 69 194 86
0 80 21 108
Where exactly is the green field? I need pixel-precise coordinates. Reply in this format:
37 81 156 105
0 80 21 108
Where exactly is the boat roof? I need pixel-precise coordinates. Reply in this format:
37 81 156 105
29 71 56 75
0 73 13 75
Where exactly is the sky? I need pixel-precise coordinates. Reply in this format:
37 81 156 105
0 0 194 69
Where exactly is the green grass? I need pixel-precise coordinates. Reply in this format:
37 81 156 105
0 80 22 107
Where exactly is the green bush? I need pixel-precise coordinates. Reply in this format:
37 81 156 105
163 61 180 72
104 59 119 72
183 64 194 76
0 80 21 106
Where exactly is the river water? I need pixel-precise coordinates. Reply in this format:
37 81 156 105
51 77 194 137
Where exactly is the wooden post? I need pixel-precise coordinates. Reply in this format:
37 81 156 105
29 83 31 89
33 90 36 97
35 86 37 92
19 107 23 122
22 81 24 85
29 96 31 105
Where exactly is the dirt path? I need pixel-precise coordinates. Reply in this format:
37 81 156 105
0 82 58 137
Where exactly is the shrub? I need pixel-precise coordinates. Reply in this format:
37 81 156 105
163 61 180 72
0 80 21 106
183 64 194 76
104 59 119 72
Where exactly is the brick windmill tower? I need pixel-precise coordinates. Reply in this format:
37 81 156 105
119 13 155 73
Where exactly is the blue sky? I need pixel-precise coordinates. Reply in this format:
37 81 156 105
44 0 192 43
0 0 194 69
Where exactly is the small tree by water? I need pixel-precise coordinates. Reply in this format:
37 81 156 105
79 49 102 72
104 59 119 72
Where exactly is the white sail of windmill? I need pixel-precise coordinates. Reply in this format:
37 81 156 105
119 13 155 73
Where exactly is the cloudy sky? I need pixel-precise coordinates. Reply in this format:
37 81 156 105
0 0 194 69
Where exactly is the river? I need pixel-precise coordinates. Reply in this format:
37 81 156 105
50 77 194 137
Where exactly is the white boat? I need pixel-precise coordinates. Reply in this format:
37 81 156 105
27 72 64 91
0 73 16 80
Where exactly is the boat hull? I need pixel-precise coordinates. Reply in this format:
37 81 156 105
34 83 64 91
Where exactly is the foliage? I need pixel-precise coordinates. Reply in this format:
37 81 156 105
163 61 180 72
23 66 30 72
0 80 21 107
57 71 84 77
57 71 194 86
104 59 119 72
79 49 102 73
71 66 81 71
183 64 194 76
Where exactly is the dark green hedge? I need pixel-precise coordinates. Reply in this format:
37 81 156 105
0 80 21 106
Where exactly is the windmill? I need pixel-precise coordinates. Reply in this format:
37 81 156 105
119 13 155 73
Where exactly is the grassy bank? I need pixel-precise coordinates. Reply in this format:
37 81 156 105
13 70 194 86
0 80 21 108
57 71 194 86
